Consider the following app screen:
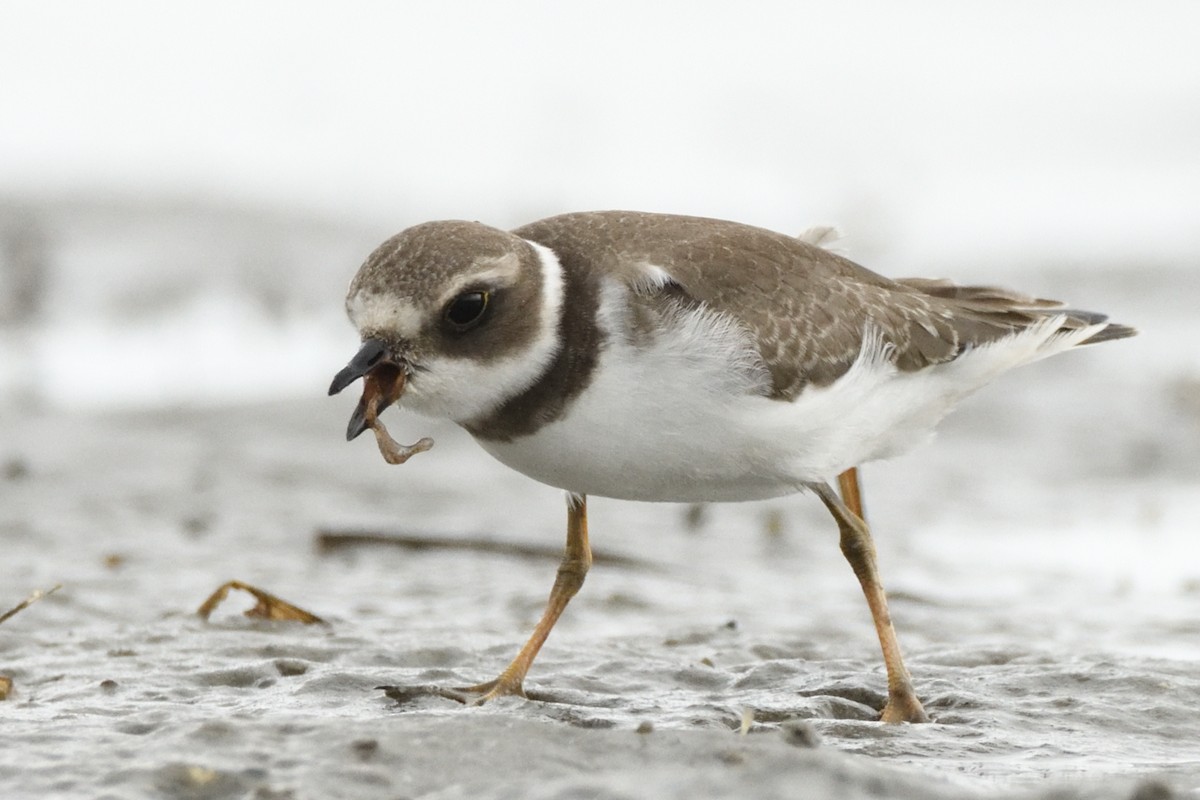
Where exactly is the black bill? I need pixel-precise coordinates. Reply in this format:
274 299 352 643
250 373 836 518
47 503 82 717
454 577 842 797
328 338 388 397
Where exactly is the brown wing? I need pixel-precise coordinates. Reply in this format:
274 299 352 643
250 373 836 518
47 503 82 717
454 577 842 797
895 277 1135 346
515 211 1130 400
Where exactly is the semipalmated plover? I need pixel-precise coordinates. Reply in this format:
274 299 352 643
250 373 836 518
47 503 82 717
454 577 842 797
329 211 1134 723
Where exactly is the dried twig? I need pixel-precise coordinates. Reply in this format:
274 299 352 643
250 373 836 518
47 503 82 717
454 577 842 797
0 584 61 626
0 584 62 701
196 580 325 624
314 528 655 570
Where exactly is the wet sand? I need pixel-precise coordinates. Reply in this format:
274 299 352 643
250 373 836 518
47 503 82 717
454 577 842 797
1 372 1198 799
2 263 1199 799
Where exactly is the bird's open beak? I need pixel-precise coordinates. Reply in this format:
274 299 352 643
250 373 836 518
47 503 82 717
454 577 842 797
328 338 408 441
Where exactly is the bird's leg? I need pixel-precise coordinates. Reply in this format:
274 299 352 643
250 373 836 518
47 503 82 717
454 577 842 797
454 494 592 704
837 467 866 522
808 481 928 723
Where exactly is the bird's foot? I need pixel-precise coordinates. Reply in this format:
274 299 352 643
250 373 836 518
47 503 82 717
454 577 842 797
378 675 527 706
880 690 929 724
442 675 527 706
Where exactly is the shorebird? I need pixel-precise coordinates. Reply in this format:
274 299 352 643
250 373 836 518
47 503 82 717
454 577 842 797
329 211 1134 723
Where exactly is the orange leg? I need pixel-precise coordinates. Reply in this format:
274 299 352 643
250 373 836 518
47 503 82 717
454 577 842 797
809 481 928 723
837 466 865 522
455 494 592 704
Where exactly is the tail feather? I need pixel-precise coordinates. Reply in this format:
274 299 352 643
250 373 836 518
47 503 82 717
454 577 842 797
898 277 1137 351
897 278 1060 309
1077 321 1137 346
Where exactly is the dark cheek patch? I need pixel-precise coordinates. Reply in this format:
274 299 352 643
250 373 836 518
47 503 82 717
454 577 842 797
438 282 543 363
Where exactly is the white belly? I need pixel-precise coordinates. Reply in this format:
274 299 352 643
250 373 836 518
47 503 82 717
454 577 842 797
475 291 1092 503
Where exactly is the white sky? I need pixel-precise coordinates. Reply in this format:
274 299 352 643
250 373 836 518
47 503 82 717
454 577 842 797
3 0 1199 271
1 0 1196 409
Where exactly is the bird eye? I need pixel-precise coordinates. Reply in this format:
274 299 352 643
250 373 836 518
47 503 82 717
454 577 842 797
444 290 490 330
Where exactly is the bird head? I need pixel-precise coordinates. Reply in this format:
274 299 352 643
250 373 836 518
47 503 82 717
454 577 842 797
328 220 564 437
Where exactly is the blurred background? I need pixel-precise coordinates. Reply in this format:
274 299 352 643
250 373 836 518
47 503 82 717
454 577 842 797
2 0 1197 411
3 9 1200 792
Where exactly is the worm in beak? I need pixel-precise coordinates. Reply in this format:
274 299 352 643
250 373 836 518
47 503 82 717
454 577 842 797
330 340 433 464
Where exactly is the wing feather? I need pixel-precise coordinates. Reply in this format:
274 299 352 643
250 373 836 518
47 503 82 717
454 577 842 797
515 212 1133 400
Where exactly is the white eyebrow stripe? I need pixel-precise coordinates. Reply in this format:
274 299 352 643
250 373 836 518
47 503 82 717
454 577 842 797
436 254 522 307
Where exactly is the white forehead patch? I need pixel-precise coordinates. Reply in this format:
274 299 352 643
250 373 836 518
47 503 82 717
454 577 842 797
346 291 425 338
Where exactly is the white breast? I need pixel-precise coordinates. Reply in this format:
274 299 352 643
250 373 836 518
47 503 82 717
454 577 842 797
477 281 1103 503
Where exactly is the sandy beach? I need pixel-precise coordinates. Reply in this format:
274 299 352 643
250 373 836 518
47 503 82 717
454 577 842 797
4 4 1199 796
2 262 1198 799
